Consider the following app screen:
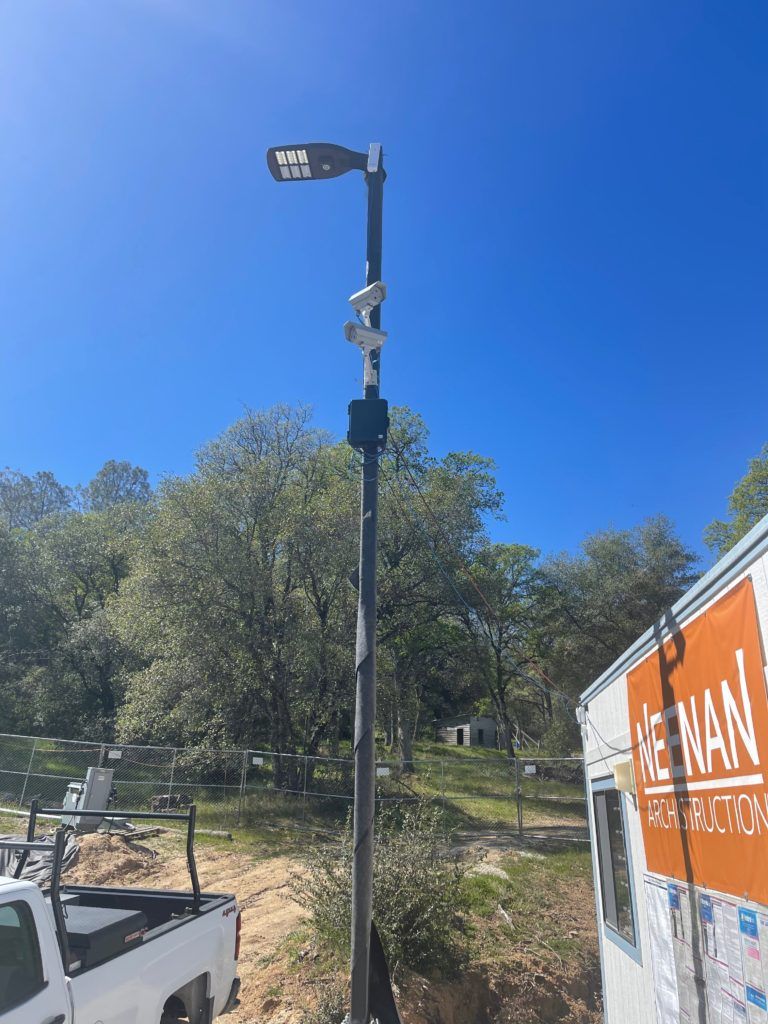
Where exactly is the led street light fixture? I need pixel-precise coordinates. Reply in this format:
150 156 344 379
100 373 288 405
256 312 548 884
266 142 368 182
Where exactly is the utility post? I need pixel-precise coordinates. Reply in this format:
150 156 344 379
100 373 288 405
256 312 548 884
266 141 395 1024
347 144 386 1024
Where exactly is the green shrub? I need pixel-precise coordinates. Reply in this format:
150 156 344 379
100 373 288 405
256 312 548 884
292 803 466 975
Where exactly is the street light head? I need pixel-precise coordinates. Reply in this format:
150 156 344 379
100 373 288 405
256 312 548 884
266 142 367 182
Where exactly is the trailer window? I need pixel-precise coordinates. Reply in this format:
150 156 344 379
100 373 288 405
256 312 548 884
593 787 636 949
0 901 45 1011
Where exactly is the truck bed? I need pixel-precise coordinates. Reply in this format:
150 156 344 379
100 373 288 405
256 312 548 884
50 885 236 974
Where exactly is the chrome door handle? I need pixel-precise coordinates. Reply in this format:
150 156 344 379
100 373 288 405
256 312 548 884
42 1015 66 1024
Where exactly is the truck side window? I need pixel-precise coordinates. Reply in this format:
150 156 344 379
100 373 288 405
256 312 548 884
0 901 46 1012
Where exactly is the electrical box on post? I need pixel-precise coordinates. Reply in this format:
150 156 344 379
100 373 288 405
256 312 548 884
61 767 115 832
347 399 388 449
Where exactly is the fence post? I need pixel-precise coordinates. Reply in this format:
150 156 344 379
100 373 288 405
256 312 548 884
301 755 309 825
167 749 177 803
18 739 37 809
236 750 248 826
440 760 446 827
515 757 523 837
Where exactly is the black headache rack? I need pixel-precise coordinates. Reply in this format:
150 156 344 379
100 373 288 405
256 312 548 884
0 800 203 972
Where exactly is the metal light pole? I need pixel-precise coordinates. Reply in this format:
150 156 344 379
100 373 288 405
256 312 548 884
349 144 384 1024
266 143 392 1024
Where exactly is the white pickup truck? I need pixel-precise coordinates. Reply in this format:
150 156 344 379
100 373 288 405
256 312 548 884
0 805 241 1024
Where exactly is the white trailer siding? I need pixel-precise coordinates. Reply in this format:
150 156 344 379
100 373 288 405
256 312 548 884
584 672 655 1024
580 515 768 1024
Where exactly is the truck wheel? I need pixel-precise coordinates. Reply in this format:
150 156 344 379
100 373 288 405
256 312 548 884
161 994 187 1021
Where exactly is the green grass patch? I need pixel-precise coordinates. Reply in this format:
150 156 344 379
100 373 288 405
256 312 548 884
459 847 595 963
412 739 508 762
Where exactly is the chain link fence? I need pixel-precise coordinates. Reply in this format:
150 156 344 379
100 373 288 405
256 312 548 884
0 733 587 842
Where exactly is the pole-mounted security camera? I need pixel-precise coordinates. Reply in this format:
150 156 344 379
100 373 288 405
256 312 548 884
344 322 387 389
348 281 387 326
344 322 387 350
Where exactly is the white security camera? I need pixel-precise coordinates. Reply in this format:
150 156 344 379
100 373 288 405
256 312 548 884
344 321 387 388
344 322 387 351
348 281 387 324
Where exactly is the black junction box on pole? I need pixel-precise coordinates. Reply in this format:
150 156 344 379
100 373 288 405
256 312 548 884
347 398 389 449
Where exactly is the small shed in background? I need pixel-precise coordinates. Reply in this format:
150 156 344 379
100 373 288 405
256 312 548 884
434 715 497 748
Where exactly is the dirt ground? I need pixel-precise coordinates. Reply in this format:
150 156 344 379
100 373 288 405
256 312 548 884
66 832 305 1022
64 831 600 1024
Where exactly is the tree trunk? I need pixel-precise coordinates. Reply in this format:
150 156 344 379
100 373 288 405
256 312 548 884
501 713 515 758
393 660 415 774
544 689 553 726
385 709 394 749
329 711 340 758
397 708 414 774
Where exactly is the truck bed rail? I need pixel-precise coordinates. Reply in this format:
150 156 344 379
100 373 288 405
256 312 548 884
1 801 203 970
37 803 201 912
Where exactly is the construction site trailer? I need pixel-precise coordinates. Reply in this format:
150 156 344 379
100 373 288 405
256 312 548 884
579 512 768 1024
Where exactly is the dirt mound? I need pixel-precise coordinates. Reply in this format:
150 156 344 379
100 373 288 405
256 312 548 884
398 963 602 1024
65 833 161 887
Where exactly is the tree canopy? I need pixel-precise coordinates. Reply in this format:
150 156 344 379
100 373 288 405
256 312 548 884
704 444 768 556
0 408 704 757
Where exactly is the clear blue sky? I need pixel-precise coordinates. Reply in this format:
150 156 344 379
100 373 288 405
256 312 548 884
1 2 766 562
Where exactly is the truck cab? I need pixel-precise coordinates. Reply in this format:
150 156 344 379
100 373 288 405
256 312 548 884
0 875 68 1023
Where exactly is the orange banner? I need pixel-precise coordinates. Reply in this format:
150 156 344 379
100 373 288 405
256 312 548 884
627 578 768 904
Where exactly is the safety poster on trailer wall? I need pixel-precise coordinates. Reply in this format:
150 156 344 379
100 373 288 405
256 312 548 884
645 875 768 1024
